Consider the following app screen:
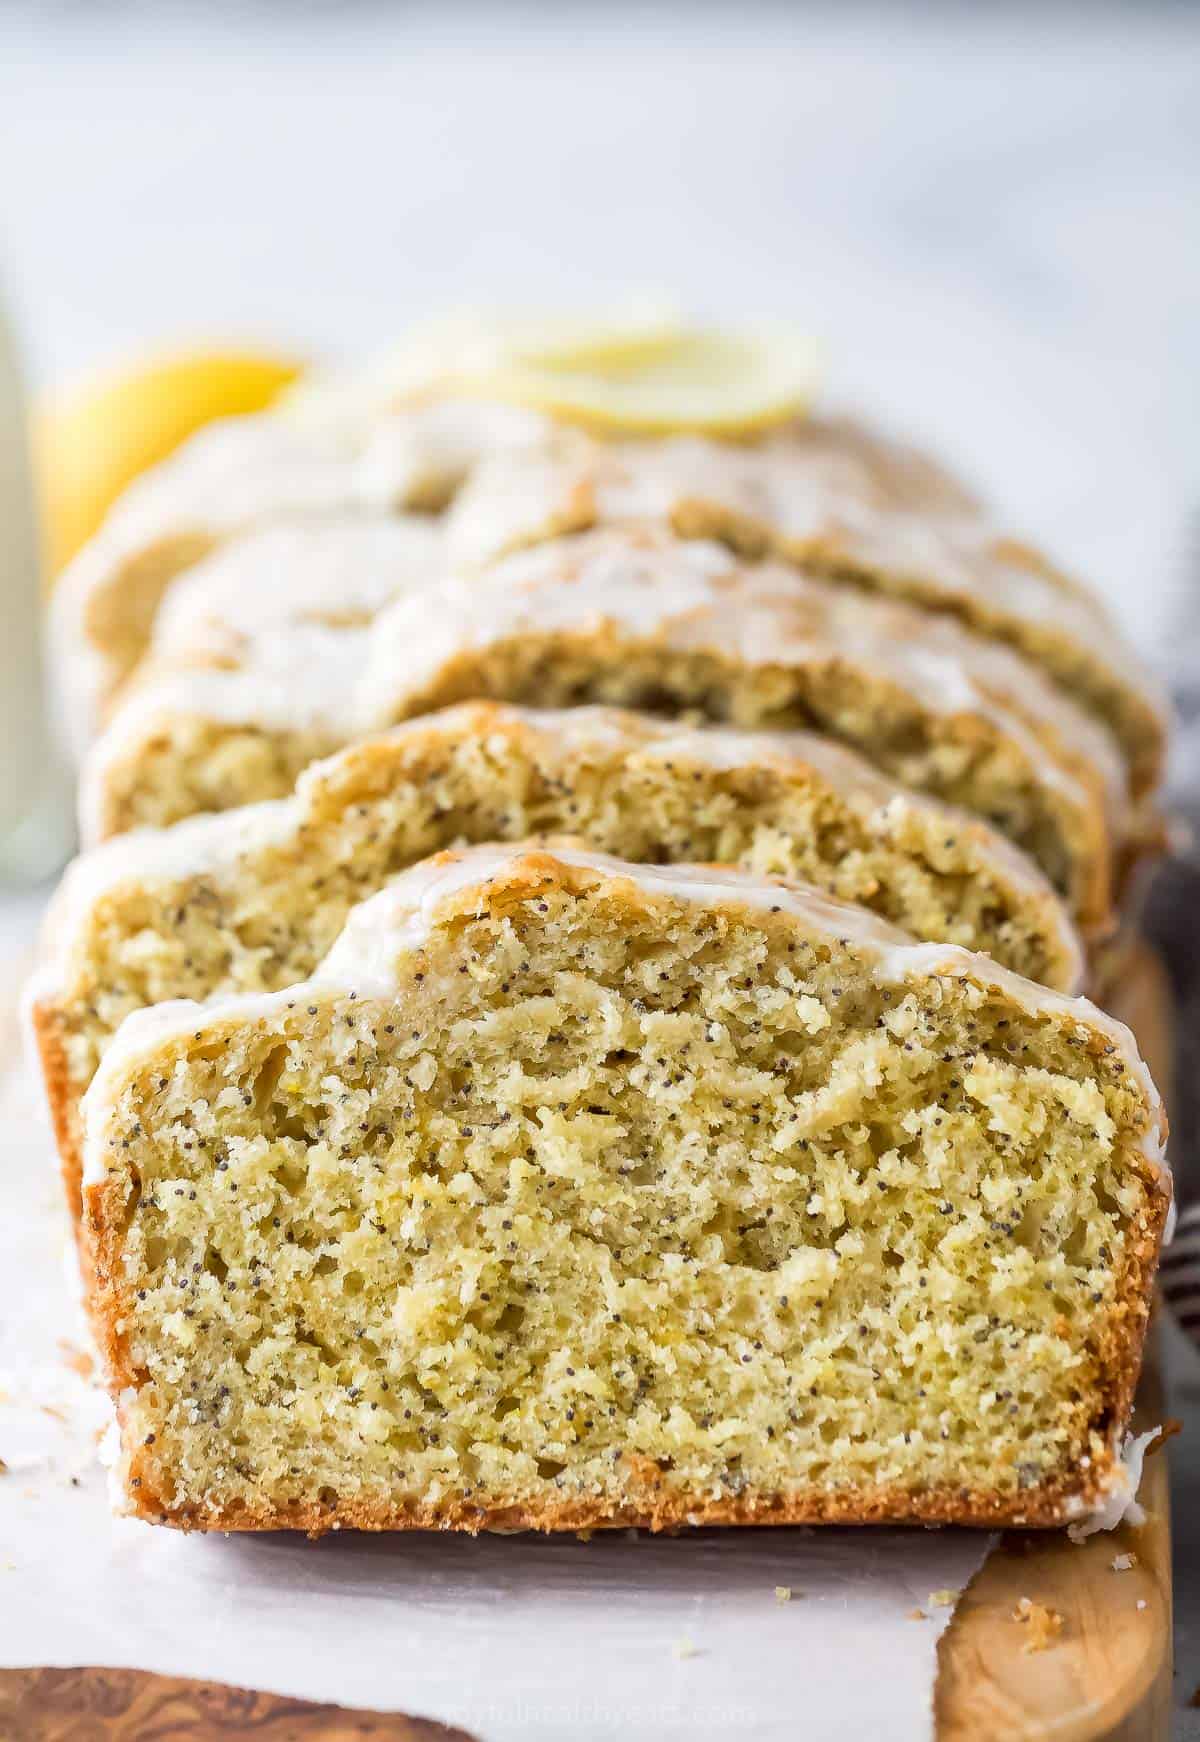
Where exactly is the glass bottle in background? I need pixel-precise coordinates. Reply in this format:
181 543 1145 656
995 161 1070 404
0 299 75 883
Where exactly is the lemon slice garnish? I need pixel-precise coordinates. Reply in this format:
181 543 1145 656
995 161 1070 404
282 301 684 427
283 313 823 439
512 306 683 371
460 325 822 437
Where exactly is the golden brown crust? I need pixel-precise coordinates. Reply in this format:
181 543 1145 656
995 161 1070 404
82 1112 1169 1539
106 1473 1127 1537
28 997 85 1226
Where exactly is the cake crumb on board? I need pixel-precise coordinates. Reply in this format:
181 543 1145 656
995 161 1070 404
1012 1596 1063 1652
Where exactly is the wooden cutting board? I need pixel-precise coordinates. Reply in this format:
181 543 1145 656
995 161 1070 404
936 1343 1172 1742
0 948 1175 1742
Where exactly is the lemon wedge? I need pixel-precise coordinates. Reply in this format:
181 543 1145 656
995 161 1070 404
460 325 823 438
36 348 301 576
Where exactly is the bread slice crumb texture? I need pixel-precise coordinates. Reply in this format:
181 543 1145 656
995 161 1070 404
33 703 1081 1222
82 846 1168 1534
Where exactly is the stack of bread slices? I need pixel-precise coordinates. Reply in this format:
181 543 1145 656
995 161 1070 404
31 321 1172 1536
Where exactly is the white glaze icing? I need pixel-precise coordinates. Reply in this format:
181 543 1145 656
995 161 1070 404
355 400 566 508
81 843 1164 1190
78 517 1133 936
58 401 557 580
1066 1425 1157 1538
149 514 447 663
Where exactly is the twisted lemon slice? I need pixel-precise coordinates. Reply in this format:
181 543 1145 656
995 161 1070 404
282 302 684 427
461 324 823 437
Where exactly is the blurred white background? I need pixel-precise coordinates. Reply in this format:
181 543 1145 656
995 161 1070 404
0 1 1197 646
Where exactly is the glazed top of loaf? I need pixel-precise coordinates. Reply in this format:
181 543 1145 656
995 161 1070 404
57 400 555 581
57 400 978 592
148 515 447 661
47 400 559 747
80 526 1131 857
53 398 990 694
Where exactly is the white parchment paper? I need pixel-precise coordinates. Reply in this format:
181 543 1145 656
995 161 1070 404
0 1061 996 1742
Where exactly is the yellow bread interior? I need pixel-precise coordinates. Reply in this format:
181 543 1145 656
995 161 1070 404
382 630 1114 928
83 849 1167 1533
39 706 1081 1221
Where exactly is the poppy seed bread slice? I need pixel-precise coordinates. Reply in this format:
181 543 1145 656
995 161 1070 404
80 843 1168 1535
449 435 1168 794
79 530 1133 941
31 701 1082 1220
